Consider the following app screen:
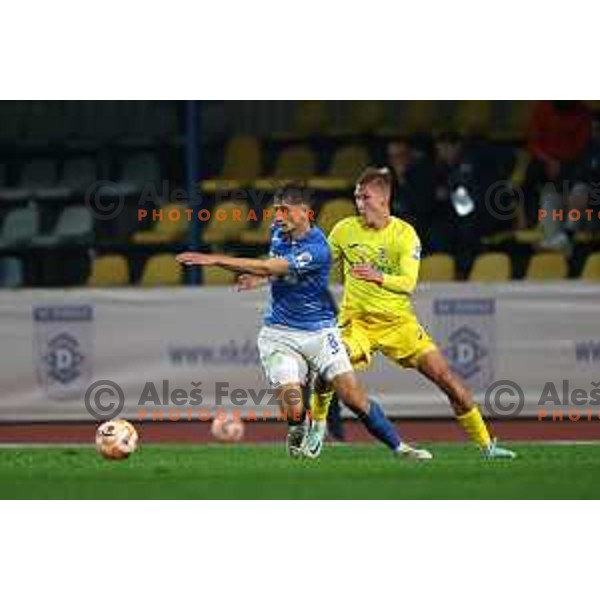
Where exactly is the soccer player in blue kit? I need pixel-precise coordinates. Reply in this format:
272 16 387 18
176 184 431 459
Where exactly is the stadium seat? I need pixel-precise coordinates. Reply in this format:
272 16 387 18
353 100 386 132
420 254 456 282
469 253 512 282
132 202 190 244
328 145 370 180
526 253 568 280
202 136 261 193
87 255 130 286
309 145 369 191
400 101 440 135
61 156 98 187
0 207 39 248
317 198 356 235
255 145 316 190
0 257 23 288
32 206 93 246
239 212 273 245
120 152 160 188
202 266 236 286
291 101 329 136
580 252 600 281
19 159 57 186
140 254 183 286
496 101 535 139
452 101 494 136
334 101 386 134
202 200 250 244
273 145 317 178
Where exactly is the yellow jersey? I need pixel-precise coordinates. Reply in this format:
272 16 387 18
328 216 421 319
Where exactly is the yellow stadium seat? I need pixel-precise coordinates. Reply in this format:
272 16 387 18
239 212 273 245
132 203 190 244
202 266 236 286
292 101 329 136
420 254 456 282
347 101 386 133
469 253 512 282
401 101 440 134
526 253 568 280
87 255 130 286
328 145 370 179
453 101 494 135
202 200 250 244
581 252 600 281
202 136 261 192
317 198 356 235
308 145 369 191
497 101 535 139
274 145 316 179
140 254 183 286
254 145 317 190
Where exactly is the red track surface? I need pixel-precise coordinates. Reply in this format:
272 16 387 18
1 419 599 444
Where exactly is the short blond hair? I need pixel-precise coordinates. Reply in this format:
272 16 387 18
356 166 393 198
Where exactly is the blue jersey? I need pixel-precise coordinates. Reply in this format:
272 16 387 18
264 225 337 331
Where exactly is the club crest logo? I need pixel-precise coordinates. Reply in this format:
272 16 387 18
33 305 94 400
434 298 495 392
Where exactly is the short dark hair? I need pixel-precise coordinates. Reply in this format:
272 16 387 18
274 182 315 207
356 166 393 197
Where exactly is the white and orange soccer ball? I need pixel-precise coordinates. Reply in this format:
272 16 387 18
211 416 244 443
96 419 139 460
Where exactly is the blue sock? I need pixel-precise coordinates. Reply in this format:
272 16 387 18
356 398 401 451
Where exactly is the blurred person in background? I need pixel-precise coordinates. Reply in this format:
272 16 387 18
524 101 591 235
385 138 433 235
429 131 482 276
539 111 600 253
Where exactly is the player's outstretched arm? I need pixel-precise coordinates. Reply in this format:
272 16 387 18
176 252 289 277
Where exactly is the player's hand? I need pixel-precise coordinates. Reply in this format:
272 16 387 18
350 263 384 285
237 274 262 291
175 252 216 266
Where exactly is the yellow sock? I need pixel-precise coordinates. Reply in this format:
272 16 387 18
457 406 492 449
310 389 334 422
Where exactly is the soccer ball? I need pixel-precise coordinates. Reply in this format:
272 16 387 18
96 419 139 460
211 416 244 443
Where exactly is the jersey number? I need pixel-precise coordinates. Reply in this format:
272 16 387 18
327 333 341 355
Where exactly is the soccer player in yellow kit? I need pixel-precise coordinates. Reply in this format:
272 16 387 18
305 167 516 459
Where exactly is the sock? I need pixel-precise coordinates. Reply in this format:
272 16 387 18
326 394 345 441
355 398 401 451
311 389 334 422
457 406 491 449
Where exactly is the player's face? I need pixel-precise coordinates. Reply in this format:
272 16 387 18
354 182 389 223
273 201 310 233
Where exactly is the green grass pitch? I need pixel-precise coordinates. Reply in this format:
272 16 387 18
1 443 599 499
